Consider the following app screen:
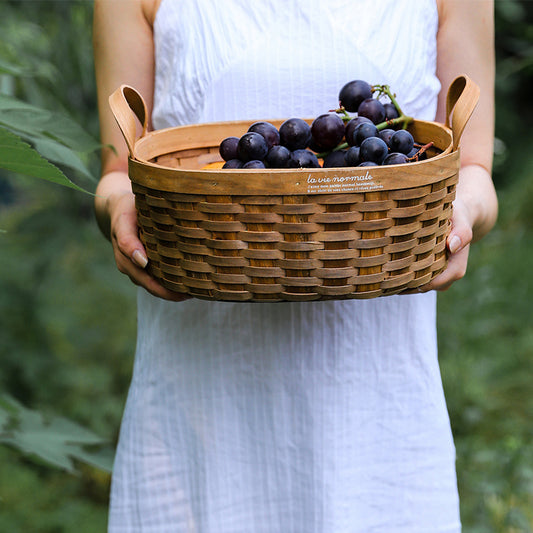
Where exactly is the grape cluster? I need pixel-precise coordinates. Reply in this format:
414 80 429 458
219 80 433 169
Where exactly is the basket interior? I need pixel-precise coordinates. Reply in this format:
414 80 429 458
134 118 452 171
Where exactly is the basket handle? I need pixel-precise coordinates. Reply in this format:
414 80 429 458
445 75 480 152
108 85 149 159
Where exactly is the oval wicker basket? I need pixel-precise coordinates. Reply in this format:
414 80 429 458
109 75 479 302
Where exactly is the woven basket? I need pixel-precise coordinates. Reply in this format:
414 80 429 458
109 75 479 302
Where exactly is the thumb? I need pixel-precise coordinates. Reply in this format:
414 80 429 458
447 203 473 255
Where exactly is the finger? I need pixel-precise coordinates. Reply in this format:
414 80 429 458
112 209 149 271
446 201 473 256
419 244 470 292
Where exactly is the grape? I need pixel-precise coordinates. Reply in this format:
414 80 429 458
344 146 361 167
279 118 312 151
338 80 372 112
383 152 409 165
357 98 386 124
352 122 378 146
288 149 320 168
389 130 414 154
378 128 395 148
248 121 280 149
237 132 269 162
311 113 345 150
219 136 239 161
359 136 389 164
322 150 347 168
358 161 379 167
242 160 266 169
384 102 400 120
222 159 243 169
265 145 291 168
345 117 373 146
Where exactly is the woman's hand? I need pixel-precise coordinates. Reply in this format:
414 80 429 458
419 197 474 292
418 163 498 293
96 171 190 302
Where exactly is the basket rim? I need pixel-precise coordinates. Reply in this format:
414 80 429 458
128 117 458 195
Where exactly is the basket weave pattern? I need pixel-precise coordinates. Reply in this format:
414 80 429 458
133 176 456 301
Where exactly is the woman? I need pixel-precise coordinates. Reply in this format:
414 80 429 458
93 1 497 531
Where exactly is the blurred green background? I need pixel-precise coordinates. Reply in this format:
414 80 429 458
0 1 532 531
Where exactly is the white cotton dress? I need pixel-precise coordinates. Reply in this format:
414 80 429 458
108 1 461 531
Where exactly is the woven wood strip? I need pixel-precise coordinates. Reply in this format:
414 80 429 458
380 271 416 289
198 201 245 213
242 249 284 260
243 266 285 277
311 249 358 260
204 238 248 250
171 209 208 221
273 203 321 215
279 276 321 287
244 282 284 293
313 266 357 279
211 289 252 301
316 285 356 296
352 254 389 268
309 211 363 224
238 230 283 242
355 200 396 212
277 241 323 252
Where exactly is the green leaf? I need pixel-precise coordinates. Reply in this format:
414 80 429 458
30 135 97 182
0 94 101 154
0 127 91 193
0 395 113 473
0 58 31 77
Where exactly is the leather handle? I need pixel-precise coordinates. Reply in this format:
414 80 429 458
108 85 149 159
445 75 480 152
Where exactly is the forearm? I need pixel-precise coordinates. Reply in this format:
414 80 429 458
456 163 498 243
94 170 133 241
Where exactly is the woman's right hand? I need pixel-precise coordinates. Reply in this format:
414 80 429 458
106 189 190 302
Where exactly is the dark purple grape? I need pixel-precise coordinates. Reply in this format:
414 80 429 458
389 130 414 154
248 121 280 149
352 122 378 146
237 132 269 162
311 113 345 150
384 102 400 120
358 161 379 167
219 136 239 161
344 146 361 167
378 128 395 147
338 80 372 112
345 116 373 147
359 136 389 164
222 159 243 169
288 149 320 168
265 145 291 168
383 152 409 165
279 118 312 151
242 160 266 169
357 98 386 124
322 150 347 168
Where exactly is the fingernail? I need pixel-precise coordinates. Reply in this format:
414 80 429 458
132 249 148 268
449 235 462 254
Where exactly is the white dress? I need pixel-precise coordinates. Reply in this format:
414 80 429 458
108 1 461 531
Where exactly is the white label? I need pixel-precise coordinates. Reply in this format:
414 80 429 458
306 171 384 193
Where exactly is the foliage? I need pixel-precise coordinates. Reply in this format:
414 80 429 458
0 395 113 473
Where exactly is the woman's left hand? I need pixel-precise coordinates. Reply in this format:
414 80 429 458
418 196 474 292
